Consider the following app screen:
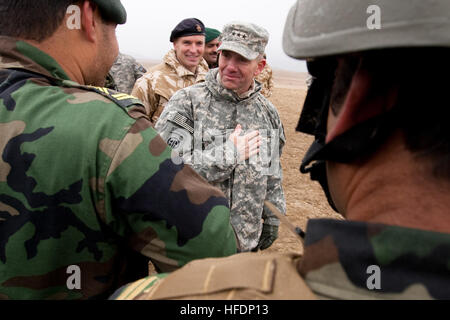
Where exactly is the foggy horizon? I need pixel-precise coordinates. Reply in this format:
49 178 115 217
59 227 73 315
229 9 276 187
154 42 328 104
116 0 308 72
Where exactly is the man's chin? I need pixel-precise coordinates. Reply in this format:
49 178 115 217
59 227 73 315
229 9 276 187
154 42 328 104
221 79 238 91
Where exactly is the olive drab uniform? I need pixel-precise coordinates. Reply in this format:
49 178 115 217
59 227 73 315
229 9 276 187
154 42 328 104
114 218 450 300
0 36 237 300
155 69 286 252
131 49 209 123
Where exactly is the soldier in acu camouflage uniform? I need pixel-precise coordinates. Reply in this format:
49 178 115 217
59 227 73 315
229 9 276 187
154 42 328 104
0 0 237 300
105 52 147 94
255 54 274 98
115 0 450 301
155 22 286 253
131 18 209 124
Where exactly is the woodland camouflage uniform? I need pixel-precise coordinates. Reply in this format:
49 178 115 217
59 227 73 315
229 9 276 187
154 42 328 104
114 219 450 300
131 50 208 123
0 37 237 300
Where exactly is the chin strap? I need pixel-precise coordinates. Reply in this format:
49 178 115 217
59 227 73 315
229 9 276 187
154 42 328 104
300 140 338 212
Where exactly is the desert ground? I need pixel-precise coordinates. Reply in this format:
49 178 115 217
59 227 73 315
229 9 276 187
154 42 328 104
261 70 342 255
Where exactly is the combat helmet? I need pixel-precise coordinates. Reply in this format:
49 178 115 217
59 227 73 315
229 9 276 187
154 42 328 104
283 0 450 59
282 0 450 211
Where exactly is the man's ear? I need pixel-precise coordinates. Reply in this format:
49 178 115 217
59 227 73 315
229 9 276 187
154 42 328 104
80 0 97 43
254 58 266 77
326 66 398 143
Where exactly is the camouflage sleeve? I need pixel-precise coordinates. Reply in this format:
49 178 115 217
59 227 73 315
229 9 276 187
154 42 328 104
155 90 238 183
133 62 147 82
131 77 157 118
104 113 237 272
267 68 274 94
262 121 286 226
151 96 168 124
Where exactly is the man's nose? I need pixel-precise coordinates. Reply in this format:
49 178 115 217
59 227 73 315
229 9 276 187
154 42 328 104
225 59 238 72
188 44 197 53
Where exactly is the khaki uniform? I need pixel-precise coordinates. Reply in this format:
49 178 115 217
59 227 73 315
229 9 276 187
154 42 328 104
255 63 274 98
131 50 209 123
113 252 316 300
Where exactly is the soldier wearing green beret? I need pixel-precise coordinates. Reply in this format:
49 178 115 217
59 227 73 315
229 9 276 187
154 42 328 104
203 27 221 69
0 0 237 299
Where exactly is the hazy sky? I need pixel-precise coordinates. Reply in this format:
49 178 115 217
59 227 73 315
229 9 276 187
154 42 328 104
116 0 307 72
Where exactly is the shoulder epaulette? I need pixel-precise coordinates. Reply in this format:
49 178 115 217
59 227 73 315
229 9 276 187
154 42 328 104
62 80 144 110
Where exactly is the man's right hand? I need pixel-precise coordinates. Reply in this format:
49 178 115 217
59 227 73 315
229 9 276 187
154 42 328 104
229 124 261 162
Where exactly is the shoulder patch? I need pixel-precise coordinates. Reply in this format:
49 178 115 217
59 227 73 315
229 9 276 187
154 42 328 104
168 112 194 134
62 80 144 110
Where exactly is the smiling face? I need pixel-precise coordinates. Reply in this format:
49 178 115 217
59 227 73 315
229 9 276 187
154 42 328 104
204 38 221 66
173 35 205 73
218 50 265 95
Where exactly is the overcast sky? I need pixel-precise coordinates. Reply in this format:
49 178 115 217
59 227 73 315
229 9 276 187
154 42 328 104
116 0 307 72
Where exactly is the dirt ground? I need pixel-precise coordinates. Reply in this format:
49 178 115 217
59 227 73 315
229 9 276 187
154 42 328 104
261 70 342 256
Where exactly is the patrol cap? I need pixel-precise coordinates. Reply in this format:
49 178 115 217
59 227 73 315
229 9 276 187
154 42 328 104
283 0 450 59
218 22 269 60
170 18 206 42
92 0 127 24
205 28 221 43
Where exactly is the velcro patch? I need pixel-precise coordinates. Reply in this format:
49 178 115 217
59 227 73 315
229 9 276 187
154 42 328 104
168 112 194 134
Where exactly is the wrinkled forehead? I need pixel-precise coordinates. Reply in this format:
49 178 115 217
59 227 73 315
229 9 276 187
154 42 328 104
219 49 250 61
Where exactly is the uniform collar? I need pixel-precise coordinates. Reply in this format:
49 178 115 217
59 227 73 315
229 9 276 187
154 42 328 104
164 49 209 78
299 218 450 299
206 68 261 103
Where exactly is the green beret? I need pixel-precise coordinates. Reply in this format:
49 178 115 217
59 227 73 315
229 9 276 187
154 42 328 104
92 0 127 24
205 28 221 43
